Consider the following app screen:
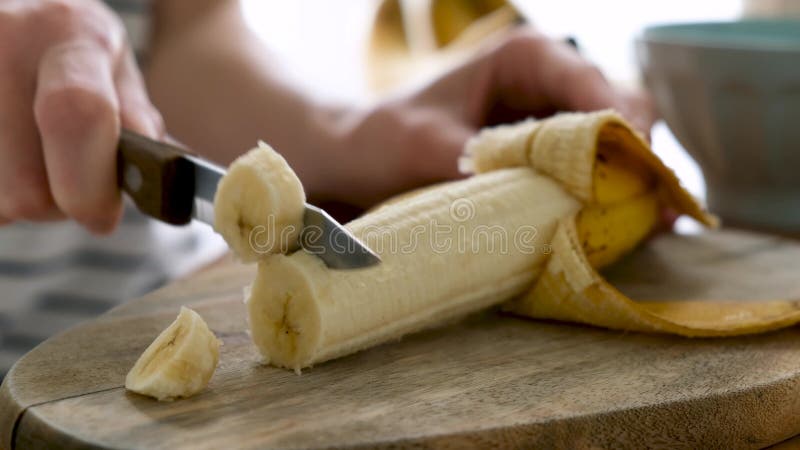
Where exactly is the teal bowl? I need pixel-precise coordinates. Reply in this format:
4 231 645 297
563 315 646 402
637 21 800 231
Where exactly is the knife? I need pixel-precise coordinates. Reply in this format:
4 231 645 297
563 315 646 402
116 129 380 270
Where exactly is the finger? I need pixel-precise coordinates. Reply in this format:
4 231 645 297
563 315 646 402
646 207 678 240
491 32 664 136
334 107 472 208
33 39 123 235
489 32 617 115
0 67 64 222
532 37 617 112
115 48 164 139
411 111 472 182
386 107 471 188
538 40 618 112
615 83 658 137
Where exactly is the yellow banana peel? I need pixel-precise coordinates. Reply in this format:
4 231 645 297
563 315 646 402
464 110 800 337
367 0 521 93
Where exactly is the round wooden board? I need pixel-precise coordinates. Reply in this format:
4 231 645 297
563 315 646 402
2 229 800 449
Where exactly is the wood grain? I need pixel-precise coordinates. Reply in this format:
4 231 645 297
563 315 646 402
2 229 800 449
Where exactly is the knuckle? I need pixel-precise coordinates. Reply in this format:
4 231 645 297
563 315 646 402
81 21 120 56
499 29 549 56
40 0 75 20
0 1 122 64
552 59 605 93
35 84 118 135
36 0 121 55
0 7 25 60
35 0 80 36
569 61 605 83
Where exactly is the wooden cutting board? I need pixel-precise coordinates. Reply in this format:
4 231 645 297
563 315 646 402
3 229 800 449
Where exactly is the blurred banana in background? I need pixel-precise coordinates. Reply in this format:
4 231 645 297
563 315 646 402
367 0 523 93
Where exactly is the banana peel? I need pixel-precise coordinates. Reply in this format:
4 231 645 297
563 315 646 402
464 109 800 337
367 0 521 93
511 217 800 336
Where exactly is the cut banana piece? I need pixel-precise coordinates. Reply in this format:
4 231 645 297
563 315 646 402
248 168 580 371
125 307 221 401
214 141 306 262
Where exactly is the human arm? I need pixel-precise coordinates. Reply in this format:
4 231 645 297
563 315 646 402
0 0 655 233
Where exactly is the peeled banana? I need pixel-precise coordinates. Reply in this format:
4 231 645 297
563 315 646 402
213 141 306 262
125 307 221 401
216 109 800 373
228 110 706 371
248 168 579 371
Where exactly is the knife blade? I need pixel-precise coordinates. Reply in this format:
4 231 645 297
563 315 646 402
117 129 380 270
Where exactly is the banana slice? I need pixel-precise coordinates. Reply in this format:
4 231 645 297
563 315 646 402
125 307 221 401
214 141 306 262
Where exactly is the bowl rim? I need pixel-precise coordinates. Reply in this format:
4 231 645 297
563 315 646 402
639 20 800 53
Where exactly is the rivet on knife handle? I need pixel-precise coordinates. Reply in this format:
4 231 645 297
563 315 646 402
117 129 195 225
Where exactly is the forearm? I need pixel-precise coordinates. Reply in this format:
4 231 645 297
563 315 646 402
146 0 341 199
144 2 649 211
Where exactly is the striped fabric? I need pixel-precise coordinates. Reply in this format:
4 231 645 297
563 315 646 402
0 204 228 380
0 1 229 380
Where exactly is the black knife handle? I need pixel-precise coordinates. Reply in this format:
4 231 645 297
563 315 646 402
117 129 195 225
